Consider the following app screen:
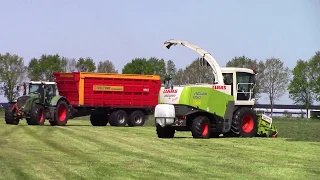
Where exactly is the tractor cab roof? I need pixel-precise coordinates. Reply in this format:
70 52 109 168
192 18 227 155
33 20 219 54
29 81 56 85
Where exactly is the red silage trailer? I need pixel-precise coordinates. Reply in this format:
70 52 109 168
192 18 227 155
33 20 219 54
53 72 161 126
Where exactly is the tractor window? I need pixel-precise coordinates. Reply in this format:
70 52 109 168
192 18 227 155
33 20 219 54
46 85 56 96
29 84 41 94
236 72 255 100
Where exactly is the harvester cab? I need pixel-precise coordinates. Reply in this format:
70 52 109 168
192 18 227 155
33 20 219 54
154 39 278 139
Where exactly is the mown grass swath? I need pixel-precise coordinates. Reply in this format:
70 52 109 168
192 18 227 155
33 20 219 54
0 117 319 180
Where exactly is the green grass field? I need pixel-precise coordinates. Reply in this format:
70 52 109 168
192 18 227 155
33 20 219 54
0 116 319 180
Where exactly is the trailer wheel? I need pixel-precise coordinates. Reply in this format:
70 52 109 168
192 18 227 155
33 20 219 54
191 116 211 138
28 104 45 125
109 110 127 126
90 113 108 126
54 100 69 126
5 103 20 125
229 107 258 137
156 125 175 138
127 110 146 127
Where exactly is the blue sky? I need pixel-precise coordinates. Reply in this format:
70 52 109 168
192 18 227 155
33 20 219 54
0 0 319 104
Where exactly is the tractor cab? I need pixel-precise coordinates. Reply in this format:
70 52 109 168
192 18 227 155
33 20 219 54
28 81 57 104
17 81 57 104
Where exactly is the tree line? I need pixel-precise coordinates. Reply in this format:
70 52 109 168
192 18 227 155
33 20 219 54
0 51 319 116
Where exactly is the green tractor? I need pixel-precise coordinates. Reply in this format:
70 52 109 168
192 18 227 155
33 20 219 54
154 39 278 138
5 81 70 126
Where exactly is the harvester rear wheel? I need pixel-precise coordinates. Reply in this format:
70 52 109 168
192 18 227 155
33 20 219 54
228 107 258 137
5 103 20 125
90 113 108 126
191 116 210 139
109 110 128 126
28 104 45 125
54 100 69 126
127 110 146 127
156 125 175 138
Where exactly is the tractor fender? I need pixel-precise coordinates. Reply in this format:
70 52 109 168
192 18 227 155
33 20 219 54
50 96 69 107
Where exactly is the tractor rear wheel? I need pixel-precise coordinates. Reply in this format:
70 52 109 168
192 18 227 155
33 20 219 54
28 104 45 125
109 110 128 126
156 125 175 138
90 113 108 126
5 103 20 125
54 100 69 126
228 107 258 137
191 116 211 138
127 110 146 127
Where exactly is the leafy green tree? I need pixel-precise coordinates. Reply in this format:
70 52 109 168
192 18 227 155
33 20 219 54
260 57 291 116
288 60 314 117
97 60 118 73
183 58 214 84
226 55 265 100
76 57 96 72
122 58 153 74
308 51 320 100
0 53 27 101
28 54 68 81
148 57 166 77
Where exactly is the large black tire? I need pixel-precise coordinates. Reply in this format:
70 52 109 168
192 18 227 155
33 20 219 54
90 113 108 126
109 110 128 126
127 110 146 127
5 103 20 125
227 107 258 137
156 125 175 138
191 116 211 138
28 104 45 125
54 100 69 126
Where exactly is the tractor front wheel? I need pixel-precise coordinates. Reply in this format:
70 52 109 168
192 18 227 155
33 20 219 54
5 103 20 125
191 116 211 138
54 100 69 126
28 104 45 125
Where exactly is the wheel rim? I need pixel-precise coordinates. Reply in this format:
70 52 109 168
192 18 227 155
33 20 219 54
39 109 44 123
202 122 209 136
118 115 125 123
134 115 142 124
242 115 254 133
58 106 67 121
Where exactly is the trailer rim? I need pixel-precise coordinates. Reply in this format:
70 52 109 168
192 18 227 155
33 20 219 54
241 115 254 133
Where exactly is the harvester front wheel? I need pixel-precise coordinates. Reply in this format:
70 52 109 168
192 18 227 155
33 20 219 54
28 104 45 125
54 100 69 126
90 113 108 126
109 110 128 126
191 116 210 139
156 125 175 138
5 103 20 125
127 110 146 127
228 107 258 137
